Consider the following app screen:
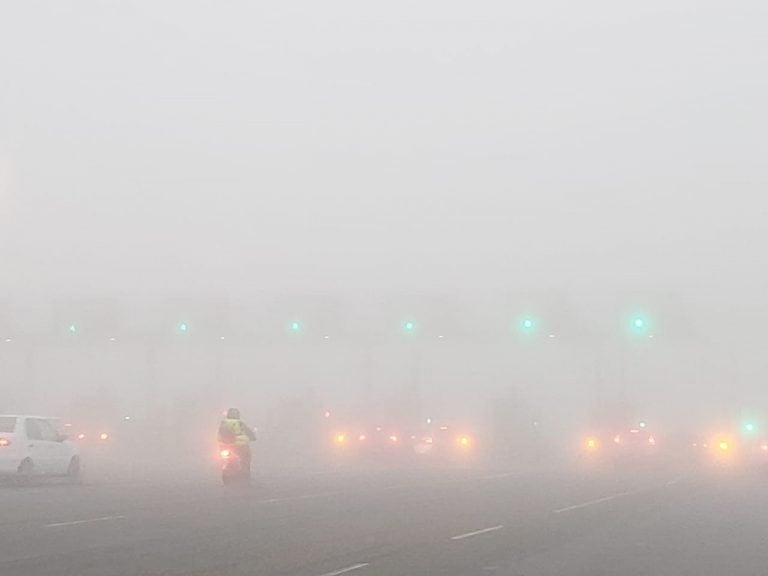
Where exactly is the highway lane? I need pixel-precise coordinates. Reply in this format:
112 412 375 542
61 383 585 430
1 464 765 575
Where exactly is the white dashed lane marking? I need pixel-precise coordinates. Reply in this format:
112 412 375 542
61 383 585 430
44 515 126 528
451 525 505 541
318 563 369 576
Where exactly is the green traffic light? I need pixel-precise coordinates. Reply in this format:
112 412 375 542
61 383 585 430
178 322 188 333
630 315 649 334
744 422 757 434
403 321 415 332
518 316 536 334
68 324 77 334
290 321 302 332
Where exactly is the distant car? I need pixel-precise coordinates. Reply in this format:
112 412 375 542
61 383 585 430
597 427 657 465
413 424 475 459
611 427 658 453
0 415 81 481
578 425 660 467
330 425 408 461
71 426 113 445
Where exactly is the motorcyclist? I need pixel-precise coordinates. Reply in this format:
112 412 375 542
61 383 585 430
218 408 256 477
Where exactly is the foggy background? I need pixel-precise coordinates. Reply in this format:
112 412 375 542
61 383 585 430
2 1 768 445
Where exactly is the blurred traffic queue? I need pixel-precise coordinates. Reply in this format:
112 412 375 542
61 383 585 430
331 421 476 462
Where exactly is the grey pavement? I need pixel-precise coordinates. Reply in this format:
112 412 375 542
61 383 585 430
1 463 765 576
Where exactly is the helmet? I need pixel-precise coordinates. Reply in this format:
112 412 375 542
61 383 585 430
226 408 241 420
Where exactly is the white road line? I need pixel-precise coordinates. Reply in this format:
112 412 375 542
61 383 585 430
553 490 638 514
44 515 126 528
451 525 504 541
318 563 369 576
258 490 346 505
553 477 683 514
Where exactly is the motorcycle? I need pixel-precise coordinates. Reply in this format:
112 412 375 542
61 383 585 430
220 446 250 485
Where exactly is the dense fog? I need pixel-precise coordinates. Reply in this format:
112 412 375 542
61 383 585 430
2 1 768 454
1 3 768 574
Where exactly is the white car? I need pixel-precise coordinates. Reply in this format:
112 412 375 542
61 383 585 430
0 415 81 481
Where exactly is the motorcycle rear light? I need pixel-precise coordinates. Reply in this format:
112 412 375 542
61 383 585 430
0 438 10 447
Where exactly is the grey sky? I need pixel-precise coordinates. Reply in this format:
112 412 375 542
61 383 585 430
1 0 767 301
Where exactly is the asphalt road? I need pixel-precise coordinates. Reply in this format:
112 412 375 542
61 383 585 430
2 462 767 576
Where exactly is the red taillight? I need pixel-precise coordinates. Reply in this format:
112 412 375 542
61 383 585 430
358 434 367 441
220 449 231 459
0 438 10 447
77 433 86 440
389 435 399 443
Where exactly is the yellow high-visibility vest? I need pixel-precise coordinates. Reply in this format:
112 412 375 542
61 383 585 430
218 418 250 446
